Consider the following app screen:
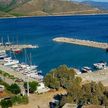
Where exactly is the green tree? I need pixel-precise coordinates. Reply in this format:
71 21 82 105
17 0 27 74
8 83 21 94
24 81 38 93
0 99 13 108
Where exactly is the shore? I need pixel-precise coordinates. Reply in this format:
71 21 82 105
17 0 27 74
77 68 108 87
0 64 38 82
0 13 108 20
53 37 108 49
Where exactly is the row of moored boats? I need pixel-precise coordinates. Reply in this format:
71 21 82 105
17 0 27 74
0 50 43 81
80 61 107 74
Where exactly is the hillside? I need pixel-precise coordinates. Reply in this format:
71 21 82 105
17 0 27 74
0 0 106 17
82 0 108 10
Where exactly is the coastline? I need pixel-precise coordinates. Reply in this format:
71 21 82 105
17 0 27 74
0 12 108 20
77 67 108 87
53 37 108 49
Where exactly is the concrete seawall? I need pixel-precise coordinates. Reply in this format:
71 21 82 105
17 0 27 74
53 37 108 49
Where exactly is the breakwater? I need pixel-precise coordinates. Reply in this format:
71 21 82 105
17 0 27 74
53 37 108 49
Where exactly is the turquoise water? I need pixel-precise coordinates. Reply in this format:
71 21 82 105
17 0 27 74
0 15 108 75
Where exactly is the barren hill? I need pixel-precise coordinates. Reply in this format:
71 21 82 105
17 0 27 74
0 0 105 17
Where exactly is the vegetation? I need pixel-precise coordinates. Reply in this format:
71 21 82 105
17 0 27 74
0 0 105 17
8 83 21 94
11 95 29 105
0 95 28 108
24 81 38 93
0 98 12 108
44 65 108 107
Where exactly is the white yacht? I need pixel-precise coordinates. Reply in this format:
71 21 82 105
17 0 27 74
93 62 107 69
4 57 12 62
4 60 19 66
0 50 7 59
81 66 92 73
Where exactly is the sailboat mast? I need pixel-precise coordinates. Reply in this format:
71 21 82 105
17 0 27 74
29 53 32 66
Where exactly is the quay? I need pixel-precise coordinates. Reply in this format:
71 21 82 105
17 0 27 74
77 68 108 86
53 37 108 49
0 64 39 82
0 44 39 51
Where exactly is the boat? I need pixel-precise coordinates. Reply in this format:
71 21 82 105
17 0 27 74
93 62 107 69
4 57 12 62
12 48 22 54
0 50 7 59
73 68 81 75
26 65 38 70
81 67 92 73
4 60 19 66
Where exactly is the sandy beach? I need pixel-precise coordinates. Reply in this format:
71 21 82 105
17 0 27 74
53 37 108 49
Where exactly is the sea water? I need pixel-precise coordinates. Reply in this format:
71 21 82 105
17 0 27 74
0 15 108 75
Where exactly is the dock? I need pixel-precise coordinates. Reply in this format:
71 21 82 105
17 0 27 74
53 37 108 49
0 64 39 82
0 44 39 51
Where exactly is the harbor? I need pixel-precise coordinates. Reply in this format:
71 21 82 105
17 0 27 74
0 41 43 82
53 37 108 49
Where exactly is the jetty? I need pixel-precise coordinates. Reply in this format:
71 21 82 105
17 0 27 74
53 37 108 49
0 44 39 51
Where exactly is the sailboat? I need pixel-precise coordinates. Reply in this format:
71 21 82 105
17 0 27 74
4 50 19 66
12 36 22 54
5 36 12 46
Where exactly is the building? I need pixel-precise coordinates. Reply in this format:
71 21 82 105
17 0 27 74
36 82 50 94
0 85 5 93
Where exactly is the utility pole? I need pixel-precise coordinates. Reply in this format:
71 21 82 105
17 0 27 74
27 75 29 97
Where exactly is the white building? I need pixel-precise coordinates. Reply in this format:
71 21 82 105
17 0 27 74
36 82 50 94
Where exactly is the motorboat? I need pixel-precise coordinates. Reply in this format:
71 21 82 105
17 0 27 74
0 50 7 59
4 60 19 66
12 48 22 54
81 66 92 73
26 65 38 70
93 62 107 69
4 57 12 62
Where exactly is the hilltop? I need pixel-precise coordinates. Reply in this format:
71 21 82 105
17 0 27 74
0 0 106 17
82 0 108 10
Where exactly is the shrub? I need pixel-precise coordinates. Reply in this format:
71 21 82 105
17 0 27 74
8 83 21 94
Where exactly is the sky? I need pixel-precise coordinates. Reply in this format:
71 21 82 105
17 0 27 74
72 0 108 2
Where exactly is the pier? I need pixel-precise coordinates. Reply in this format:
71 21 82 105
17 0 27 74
0 44 39 51
53 37 108 49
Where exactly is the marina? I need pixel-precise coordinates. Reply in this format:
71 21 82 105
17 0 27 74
0 42 43 82
53 37 108 49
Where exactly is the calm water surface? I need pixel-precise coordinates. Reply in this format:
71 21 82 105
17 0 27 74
0 15 108 75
